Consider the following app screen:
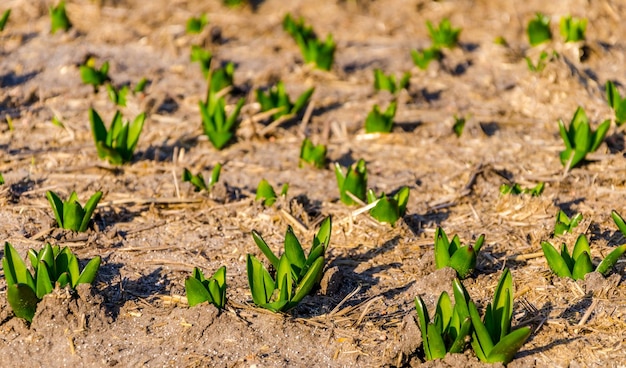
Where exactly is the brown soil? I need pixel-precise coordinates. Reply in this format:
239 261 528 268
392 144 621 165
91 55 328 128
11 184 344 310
2 0 626 367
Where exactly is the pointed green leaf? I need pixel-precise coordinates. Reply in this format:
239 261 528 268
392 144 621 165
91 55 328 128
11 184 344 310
542 242 572 278
486 327 531 364
435 291 453 333
291 256 324 303
469 301 493 360
596 244 626 275
449 316 472 354
426 322 447 360
572 234 591 261
75 256 101 286
7 284 39 322
590 119 610 152
292 87 315 115
449 245 476 279
46 191 65 228
313 216 332 249
79 191 102 232
572 252 593 280
434 227 451 269
284 226 306 273
3 242 34 289
611 210 626 236
251 231 280 269
35 261 53 299
62 201 84 232
185 276 211 307
414 296 431 357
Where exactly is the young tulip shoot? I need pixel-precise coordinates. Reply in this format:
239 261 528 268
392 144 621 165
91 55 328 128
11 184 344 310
542 234 626 280
558 106 610 170
427 19 461 49
256 81 314 121
415 278 472 360
434 227 484 279
50 1 71 34
335 159 367 205
452 114 466 137
554 210 582 236
46 190 102 232
90 108 146 165
606 81 626 126
3 242 101 322
255 179 288 207
0 9 11 32
470 269 531 364
499 182 544 196
527 13 551 46
185 266 226 309
559 15 586 42
411 47 441 70
80 58 110 92
366 187 409 226
186 14 208 34
247 217 332 312
365 101 397 133
199 94 244 150
373 69 410 95
182 164 221 193
612 210 626 237
283 13 336 71
299 138 326 169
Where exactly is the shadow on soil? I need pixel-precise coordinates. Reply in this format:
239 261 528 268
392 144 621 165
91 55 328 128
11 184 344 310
99 265 170 320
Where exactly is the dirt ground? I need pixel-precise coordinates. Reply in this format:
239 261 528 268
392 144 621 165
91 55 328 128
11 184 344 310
2 0 626 366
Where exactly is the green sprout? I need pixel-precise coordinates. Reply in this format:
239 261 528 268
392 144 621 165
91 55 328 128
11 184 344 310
0 172 4 185
185 266 226 309
299 138 327 169
335 159 367 205
470 269 531 364
186 14 208 34
247 217 331 312
106 84 129 107
182 163 221 192
415 278 472 361
134 78 148 93
255 179 288 207
499 182 544 196
559 15 587 42
411 47 441 70
605 81 626 126
434 227 484 279
199 94 244 150
0 9 10 31
373 69 410 94
525 51 557 72
542 234 626 280
3 242 101 322
283 13 336 71
256 81 314 121
366 187 409 226
365 101 397 133
190 45 213 79
452 114 466 137
527 13 552 46
80 58 110 92
46 190 102 233
50 1 71 34
90 108 146 165
558 106 610 169
554 210 582 236
427 19 461 49
612 210 626 237
468 268 531 364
